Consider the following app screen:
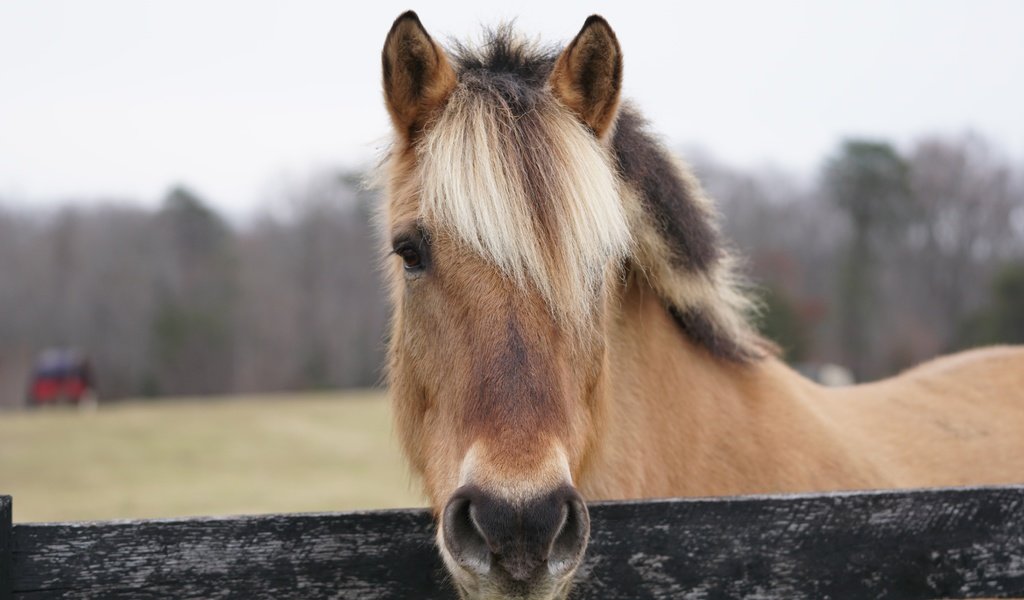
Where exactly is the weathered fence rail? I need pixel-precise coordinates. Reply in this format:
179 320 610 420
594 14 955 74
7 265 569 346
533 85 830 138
2 486 1023 599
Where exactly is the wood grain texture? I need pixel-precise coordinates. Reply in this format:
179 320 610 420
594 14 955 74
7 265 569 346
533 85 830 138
8 486 1024 599
1 496 11 600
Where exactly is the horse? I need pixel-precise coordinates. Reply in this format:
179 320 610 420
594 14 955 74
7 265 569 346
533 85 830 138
378 11 1024 600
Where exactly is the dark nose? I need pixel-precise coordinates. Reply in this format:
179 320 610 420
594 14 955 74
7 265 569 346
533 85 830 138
442 484 590 582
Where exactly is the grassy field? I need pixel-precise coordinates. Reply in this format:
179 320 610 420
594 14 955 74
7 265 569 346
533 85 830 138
0 390 426 523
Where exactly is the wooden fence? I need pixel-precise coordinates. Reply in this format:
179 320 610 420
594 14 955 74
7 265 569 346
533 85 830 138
2 486 1024 599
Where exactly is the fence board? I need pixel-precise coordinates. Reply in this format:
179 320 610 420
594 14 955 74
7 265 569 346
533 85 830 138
7 486 1024 599
1 496 11 600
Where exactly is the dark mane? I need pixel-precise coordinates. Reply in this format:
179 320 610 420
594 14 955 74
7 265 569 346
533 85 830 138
446 26 558 118
612 106 723 273
449 25 558 86
611 107 760 362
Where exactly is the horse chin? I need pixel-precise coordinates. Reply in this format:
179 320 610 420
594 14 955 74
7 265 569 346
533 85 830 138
450 576 576 600
443 552 578 600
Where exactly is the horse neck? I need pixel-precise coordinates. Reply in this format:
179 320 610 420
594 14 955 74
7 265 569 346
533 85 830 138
579 272 878 500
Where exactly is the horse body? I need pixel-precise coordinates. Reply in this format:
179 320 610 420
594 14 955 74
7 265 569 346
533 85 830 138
378 12 1024 599
587 273 1024 501
825 346 1024 487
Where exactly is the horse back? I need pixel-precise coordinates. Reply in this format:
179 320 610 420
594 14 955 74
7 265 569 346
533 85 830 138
822 345 1024 488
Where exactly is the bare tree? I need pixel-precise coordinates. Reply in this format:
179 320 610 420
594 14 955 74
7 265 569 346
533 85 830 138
902 134 1021 350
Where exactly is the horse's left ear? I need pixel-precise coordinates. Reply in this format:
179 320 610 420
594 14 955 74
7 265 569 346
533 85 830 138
382 11 457 143
550 15 623 139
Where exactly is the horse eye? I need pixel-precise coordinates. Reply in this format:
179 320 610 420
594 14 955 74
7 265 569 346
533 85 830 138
396 245 423 271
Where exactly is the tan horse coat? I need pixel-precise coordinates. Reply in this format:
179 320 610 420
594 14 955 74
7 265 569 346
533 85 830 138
585 271 1024 501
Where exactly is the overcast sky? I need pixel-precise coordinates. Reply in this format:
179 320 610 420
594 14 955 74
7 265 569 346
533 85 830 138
1 0 1022 216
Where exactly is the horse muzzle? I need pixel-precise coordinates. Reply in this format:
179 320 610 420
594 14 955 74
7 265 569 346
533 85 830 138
440 483 590 599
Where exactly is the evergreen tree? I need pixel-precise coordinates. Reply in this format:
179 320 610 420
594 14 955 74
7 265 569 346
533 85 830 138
823 141 910 378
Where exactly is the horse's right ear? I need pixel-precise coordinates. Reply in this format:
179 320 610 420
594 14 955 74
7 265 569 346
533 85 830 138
382 11 457 143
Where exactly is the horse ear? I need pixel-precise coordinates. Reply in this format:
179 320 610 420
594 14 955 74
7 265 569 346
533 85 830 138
382 11 457 142
549 16 623 139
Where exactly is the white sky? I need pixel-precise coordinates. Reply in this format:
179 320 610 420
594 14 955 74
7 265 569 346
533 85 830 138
1 0 1022 216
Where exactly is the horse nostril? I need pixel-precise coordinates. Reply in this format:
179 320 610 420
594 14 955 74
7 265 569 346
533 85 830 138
442 492 492 575
548 491 590 577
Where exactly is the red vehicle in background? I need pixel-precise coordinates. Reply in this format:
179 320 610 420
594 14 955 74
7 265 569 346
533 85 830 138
27 349 97 408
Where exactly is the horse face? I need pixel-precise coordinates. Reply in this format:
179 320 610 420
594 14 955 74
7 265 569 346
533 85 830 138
387 224 601 598
381 12 625 599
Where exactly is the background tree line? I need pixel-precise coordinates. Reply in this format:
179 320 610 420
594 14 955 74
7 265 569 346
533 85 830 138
697 133 1024 379
0 133 1022 404
0 173 388 403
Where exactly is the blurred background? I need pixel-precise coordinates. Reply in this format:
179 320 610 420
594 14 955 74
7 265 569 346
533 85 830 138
1 1 1022 522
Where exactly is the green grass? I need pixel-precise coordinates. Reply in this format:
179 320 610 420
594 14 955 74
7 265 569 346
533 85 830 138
0 390 426 523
